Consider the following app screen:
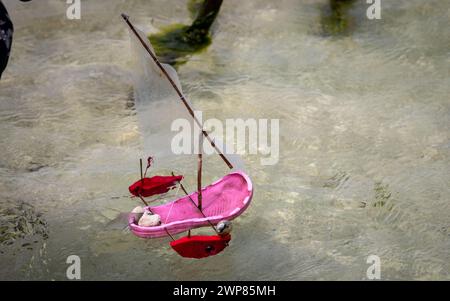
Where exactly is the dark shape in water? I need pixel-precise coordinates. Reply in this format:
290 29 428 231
320 0 357 36
0 0 31 79
149 0 223 66
0 0 14 79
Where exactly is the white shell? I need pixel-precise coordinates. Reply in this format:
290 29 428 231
131 206 144 214
216 220 232 235
138 212 161 227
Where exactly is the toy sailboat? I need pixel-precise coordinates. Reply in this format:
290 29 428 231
122 14 253 259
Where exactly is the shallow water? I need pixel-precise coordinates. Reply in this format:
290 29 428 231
0 0 449 280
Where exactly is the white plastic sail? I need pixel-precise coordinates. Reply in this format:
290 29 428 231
127 25 244 174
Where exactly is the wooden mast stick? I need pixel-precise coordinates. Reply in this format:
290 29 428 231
121 13 233 170
197 133 203 211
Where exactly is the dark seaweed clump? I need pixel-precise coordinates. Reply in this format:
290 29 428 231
0 201 49 250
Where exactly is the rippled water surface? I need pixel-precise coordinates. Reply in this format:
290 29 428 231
0 0 449 280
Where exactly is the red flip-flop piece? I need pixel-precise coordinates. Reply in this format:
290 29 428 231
129 175 183 197
170 234 231 259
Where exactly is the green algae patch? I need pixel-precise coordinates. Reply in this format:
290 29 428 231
320 0 357 36
148 0 223 66
149 23 212 66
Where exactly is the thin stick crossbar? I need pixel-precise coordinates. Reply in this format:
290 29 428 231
172 172 219 235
